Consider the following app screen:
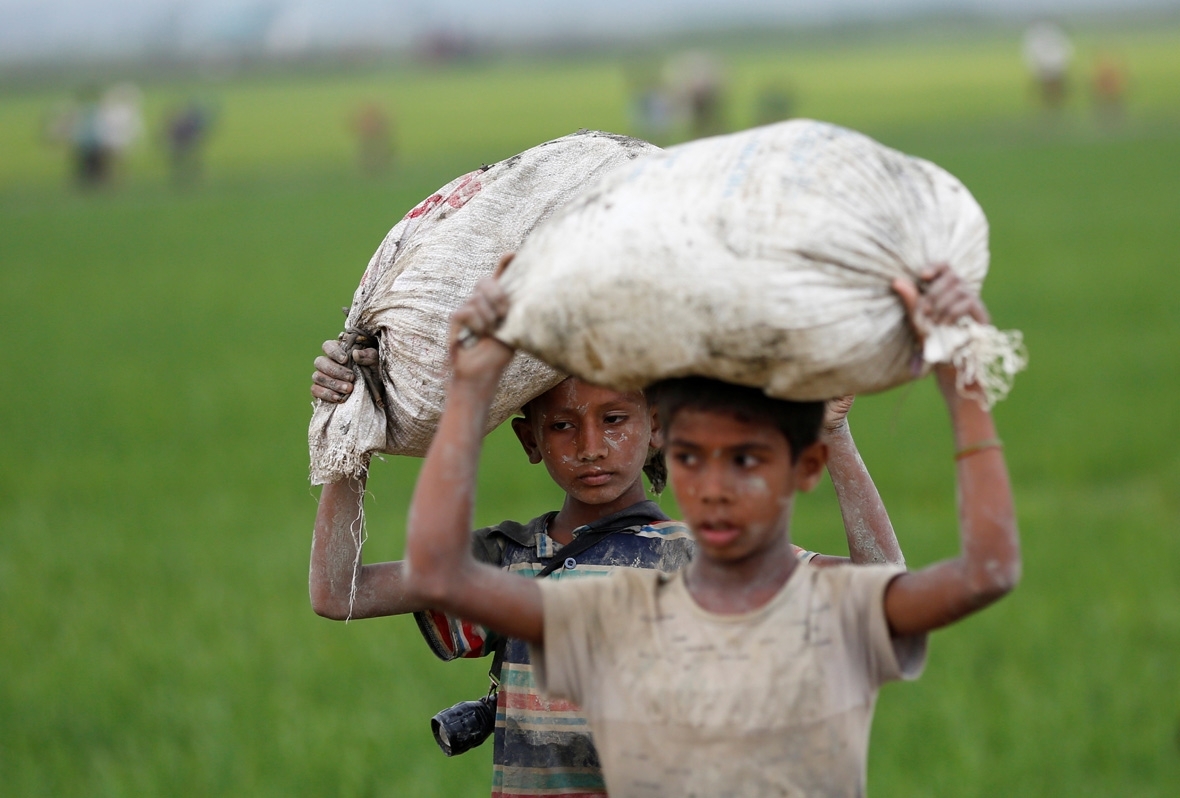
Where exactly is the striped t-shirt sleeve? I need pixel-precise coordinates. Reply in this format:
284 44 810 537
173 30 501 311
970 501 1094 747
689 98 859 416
414 609 499 661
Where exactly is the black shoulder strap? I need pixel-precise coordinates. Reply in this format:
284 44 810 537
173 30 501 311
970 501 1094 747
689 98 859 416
532 500 667 577
487 525 622 683
488 640 507 689
534 528 617 578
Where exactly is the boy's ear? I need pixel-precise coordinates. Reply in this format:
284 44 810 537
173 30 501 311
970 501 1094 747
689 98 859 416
794 441 829 492
511 416 544 465
648 405 664 449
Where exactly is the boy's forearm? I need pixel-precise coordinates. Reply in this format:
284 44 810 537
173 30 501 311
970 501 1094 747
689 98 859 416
404 374 497 602
825 425 904 566
310 477 367 618
310 476 426 619
882 386 1021 636
944 384 1021 599
402 371 544 644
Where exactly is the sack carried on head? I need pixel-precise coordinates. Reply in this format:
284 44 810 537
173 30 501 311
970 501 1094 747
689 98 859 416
497 120 1026 403
309 130 660 484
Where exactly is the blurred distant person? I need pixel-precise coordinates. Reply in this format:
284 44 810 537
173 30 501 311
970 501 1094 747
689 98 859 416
414 30 477 64
754 81 796 127
98 83 144 182
627 65 676 146
46 85 108 188
631 87 674 144
164 101 215 186
1091 53 1128 127
664 51 727 139
351 102 395 176
1023 22 1073 110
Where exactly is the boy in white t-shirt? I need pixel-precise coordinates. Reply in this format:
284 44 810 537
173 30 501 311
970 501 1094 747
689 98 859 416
404 262 1020 797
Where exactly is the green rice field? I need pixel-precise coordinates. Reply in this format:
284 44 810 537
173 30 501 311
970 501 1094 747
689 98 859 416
1 20 1178 797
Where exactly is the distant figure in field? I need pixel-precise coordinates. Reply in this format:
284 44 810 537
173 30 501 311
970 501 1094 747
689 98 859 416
1023 22 1073 110
664 51 727 139
351 102 395 176
43 86 110 188
627 66 676 146
66 86 108 187
98 82 144 182
43 82 142 189
1091 53 1129 127
164 101 215 186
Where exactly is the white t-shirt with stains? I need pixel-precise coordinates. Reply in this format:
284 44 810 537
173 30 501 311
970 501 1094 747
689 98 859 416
531 561 927 797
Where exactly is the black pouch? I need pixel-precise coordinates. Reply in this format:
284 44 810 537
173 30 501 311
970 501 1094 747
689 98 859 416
431 689 498 757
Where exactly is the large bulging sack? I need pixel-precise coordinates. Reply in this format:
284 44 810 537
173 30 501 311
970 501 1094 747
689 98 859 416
309 130 660 485
498 120 1026 404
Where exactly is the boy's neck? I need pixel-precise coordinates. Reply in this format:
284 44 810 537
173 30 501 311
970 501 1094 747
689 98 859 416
549 481 650 544
684 533 800 615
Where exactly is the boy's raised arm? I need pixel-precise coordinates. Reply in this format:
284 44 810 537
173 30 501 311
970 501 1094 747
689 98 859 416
883 266 1021 636
403 260 545 645
309 474 425 619
308 341 425 620
812 396 905 567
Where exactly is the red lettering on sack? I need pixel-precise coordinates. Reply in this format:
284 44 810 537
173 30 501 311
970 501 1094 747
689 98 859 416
446 173 483 209
407 193 444 219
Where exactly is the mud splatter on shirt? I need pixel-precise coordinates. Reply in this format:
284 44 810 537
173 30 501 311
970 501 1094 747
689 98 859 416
531 563 928 797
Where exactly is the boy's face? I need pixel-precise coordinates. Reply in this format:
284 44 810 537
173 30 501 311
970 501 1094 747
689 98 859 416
512 378 654 507
666 407 826 564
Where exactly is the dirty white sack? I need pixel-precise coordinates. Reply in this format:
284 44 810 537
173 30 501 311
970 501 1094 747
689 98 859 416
498 120 1026 403
308 130 660 485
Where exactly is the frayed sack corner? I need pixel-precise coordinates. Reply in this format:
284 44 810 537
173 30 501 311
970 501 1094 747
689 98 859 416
309 448 373 487
924 319 1029 409
308 383 385 486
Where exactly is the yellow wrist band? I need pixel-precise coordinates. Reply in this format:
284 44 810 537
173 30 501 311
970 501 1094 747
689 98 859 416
955 437 1003 460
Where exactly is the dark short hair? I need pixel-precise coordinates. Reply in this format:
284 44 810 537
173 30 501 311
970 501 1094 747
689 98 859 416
648 377 825 463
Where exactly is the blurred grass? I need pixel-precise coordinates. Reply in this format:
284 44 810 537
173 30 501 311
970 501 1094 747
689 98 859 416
2 19 1179 797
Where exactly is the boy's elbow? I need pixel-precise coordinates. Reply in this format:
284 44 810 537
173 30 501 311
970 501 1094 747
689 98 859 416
402 556 455 609
309 583 351 621
963 517 1021 607
968 553 1022 606
308 567 357 620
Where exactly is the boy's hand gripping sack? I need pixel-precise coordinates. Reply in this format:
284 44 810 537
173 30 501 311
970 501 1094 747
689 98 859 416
497 120 1026 403
309 130 660 484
